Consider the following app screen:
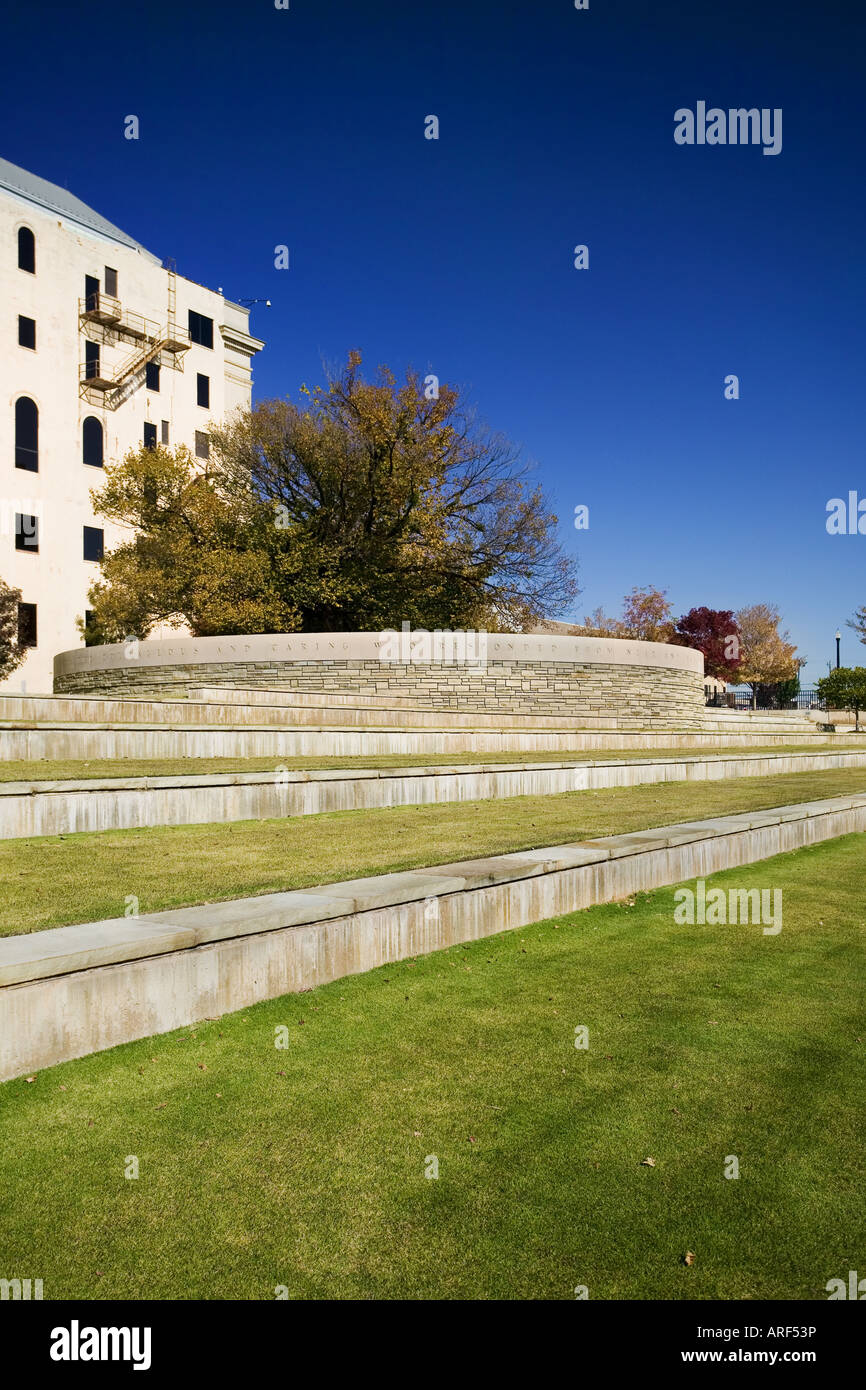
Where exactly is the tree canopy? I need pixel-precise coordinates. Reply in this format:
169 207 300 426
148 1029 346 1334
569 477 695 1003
0 577 25 682
673 607 742 682
817 666 866 730
84 353 578 641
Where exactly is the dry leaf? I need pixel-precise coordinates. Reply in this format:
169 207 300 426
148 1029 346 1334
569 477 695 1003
640 1157 656 1167
684 1251 696 1266
25 1076 35 1084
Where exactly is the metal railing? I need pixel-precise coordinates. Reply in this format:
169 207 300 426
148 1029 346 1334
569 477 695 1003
78 292 122 324
705 686 826 711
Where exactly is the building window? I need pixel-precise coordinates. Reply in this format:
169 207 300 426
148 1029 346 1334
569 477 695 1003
146 360 160 391
15 514 39 552
17 602 37 648
85 340 100 380
85 274 100 312
143 422 157 450
14 397 38 471
188 310 213 348
83 416 104 468
104 266 118 297
194 430 210 460
83 526 104 563
161 420 170 445
17 227 35 274
197 373 210 408
18 315 36 350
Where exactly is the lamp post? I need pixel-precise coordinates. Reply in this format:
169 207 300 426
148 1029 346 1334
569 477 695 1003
836 630 841 670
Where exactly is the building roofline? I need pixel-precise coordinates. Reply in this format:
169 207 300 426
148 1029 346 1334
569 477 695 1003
0 155 162 264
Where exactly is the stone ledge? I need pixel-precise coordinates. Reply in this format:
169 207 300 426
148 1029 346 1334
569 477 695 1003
2 750 865 841
2 793 864 989
2 794 865 1080
3 748 862 797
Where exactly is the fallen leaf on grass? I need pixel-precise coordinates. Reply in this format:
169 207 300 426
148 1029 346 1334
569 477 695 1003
683 1251 696 1266
640 1157 656 1167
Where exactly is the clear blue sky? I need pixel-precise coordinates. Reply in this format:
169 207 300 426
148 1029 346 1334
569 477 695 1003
3 0 864 680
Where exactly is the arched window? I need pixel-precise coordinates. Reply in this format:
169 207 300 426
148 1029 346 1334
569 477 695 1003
82 416 104 468
15 397 38 471
17 227 35 274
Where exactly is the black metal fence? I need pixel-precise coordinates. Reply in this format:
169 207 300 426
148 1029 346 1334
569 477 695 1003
705 686 826 712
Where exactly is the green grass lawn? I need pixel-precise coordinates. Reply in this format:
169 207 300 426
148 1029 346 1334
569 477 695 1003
0 743 859 783
1 834 862 1300
1 768 865 936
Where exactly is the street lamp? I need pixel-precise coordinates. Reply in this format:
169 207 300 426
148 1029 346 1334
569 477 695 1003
835 629 841 669
238 297 271 308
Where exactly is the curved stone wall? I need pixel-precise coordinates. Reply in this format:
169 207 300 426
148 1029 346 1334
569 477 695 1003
54 631 706 725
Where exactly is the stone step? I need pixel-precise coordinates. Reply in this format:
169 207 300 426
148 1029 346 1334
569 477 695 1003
2 791 864 1080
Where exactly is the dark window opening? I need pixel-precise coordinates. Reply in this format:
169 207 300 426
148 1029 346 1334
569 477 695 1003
145 360 160 391
161 420 170 445
83 416 104 468
143 422 157 450
196 373 210 408
14 396 38 471
18 227 35 273
194 430 210 460
17 602 37 648
188 310 213 348
84 274 100 312
15 514 38 552
83 526 104 563
104 266 118 297
85 340 100 380
18 315 36 349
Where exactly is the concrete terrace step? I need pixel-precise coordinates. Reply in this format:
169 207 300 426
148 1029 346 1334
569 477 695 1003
1 790 863 985
2 791 865 1079
2 748 866 839
0 690 820 736
0 723 844 763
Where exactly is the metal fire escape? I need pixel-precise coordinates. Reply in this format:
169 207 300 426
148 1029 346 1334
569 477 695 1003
78 269 190 409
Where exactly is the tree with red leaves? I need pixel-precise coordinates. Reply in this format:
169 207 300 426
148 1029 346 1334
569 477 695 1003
673 607 743 682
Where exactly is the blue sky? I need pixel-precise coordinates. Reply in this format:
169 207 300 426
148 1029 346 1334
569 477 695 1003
3 0 864 679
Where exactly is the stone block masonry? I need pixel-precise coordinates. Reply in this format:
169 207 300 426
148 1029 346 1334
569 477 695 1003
54 631 709 726
56 656 707 723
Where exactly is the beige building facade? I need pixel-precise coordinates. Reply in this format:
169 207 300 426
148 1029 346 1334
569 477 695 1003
0 156 264 692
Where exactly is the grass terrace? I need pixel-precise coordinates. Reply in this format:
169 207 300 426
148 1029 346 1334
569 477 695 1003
0 744 861 783
1 835 862 1300
2 767 865 936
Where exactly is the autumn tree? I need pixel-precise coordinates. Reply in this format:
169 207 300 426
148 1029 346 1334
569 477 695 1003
673 608 742 682
736 603 802 708
0 577 25 681
620 586 676 642
84 353 578 639
573 587 675 642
